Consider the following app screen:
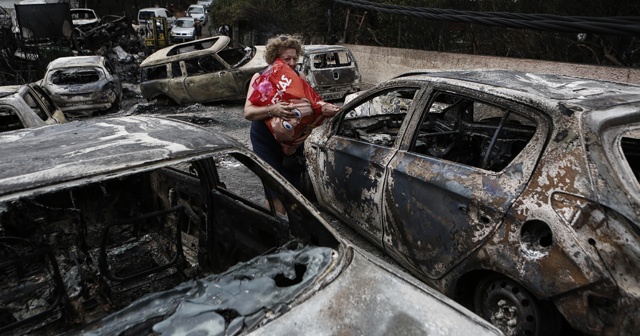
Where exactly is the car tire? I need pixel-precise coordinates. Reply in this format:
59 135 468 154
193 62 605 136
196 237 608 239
473 274 563 336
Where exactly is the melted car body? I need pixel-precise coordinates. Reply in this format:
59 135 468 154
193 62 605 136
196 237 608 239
304 70 640 336
0 83 66 132
139 36 268 105
41 55 122 118
297 45 361 101
0 116 501 336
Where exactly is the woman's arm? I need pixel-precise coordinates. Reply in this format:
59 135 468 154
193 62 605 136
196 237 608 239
244 73 296 121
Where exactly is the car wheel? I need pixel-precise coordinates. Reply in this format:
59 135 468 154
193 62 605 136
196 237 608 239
473 274 562 336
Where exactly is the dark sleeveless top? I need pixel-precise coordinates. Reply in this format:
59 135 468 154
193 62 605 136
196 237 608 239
249 68 303 187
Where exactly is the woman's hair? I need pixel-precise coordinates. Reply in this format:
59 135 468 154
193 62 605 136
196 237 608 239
264 35 303 64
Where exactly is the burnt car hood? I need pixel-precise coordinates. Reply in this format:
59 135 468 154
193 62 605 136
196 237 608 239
72 245 500 336
253 247 501 336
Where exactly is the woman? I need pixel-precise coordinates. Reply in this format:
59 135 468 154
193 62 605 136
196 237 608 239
244 35 340 213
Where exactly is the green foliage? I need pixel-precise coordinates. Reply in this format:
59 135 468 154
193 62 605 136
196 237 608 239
209 0 330 43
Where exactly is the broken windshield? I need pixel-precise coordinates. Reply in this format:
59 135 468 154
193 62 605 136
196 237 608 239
49 68 102 85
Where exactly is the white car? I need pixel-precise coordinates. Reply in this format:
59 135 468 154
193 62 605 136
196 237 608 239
187 4 207 25
70 8 100 28
170 17 196 42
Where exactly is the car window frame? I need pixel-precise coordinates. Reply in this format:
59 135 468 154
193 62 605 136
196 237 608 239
400 83 551 174
330 83 429 150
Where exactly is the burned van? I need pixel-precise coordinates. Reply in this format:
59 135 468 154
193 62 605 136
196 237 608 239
297 45 361 101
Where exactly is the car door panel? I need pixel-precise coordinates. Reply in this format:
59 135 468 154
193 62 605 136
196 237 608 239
383 91 548 279
320 137 390 244
309 87 423 247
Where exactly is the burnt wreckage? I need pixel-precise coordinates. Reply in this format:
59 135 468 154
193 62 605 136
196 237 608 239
0 3 142 85
0 116 502 336
0 118 336 335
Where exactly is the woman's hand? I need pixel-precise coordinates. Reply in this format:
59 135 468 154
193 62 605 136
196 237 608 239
270 101 297 119
320 102 341 116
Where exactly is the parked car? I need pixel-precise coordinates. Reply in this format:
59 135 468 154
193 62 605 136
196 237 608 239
296 45 361 101
170 16 196 42
304 69 640 336
0 116 502 336
41 55 122 118
137 7 175 28
186 4 207 25
0 83 66 132
70 8 99 28
140 36 268 105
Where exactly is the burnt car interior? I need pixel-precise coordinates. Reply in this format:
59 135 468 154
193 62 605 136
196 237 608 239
49 68 101 85
411 92 536 171
311 51 353 69
338 88 416 147
0 152 338 335
337 89 537 171
0 106 24 132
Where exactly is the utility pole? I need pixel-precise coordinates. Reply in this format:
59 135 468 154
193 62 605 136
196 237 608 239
326 0 334 43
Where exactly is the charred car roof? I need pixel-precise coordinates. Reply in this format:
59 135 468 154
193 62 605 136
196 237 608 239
140 36 231 67
45 55 106 69
397 69 640 112
0 116 237 200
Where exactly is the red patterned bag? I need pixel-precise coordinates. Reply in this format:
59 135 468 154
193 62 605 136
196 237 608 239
249 58 335 155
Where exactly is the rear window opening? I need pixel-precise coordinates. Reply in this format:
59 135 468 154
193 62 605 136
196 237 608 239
0 153 338 335
311 51 353 69
50 69 101 85
621 137 640 184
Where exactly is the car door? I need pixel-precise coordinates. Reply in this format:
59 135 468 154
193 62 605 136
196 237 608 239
383 88 549 278
183 55 240 102
307 85 426 245
30 85 66 124
166 62 192 104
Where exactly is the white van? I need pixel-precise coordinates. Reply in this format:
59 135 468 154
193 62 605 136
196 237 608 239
137 7 176 28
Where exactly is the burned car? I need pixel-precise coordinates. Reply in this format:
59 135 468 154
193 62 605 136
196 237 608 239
0 116 502 336
139 36 267 105
41 55 122 118
296 45 360 101
304 69 640 336
70 8 99 28
0 83 66 132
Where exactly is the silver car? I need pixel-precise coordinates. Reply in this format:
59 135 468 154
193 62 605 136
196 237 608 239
41 55 122 118
140 36 267 105
0 116 501 336
170 17 196 42
0 83 66 132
